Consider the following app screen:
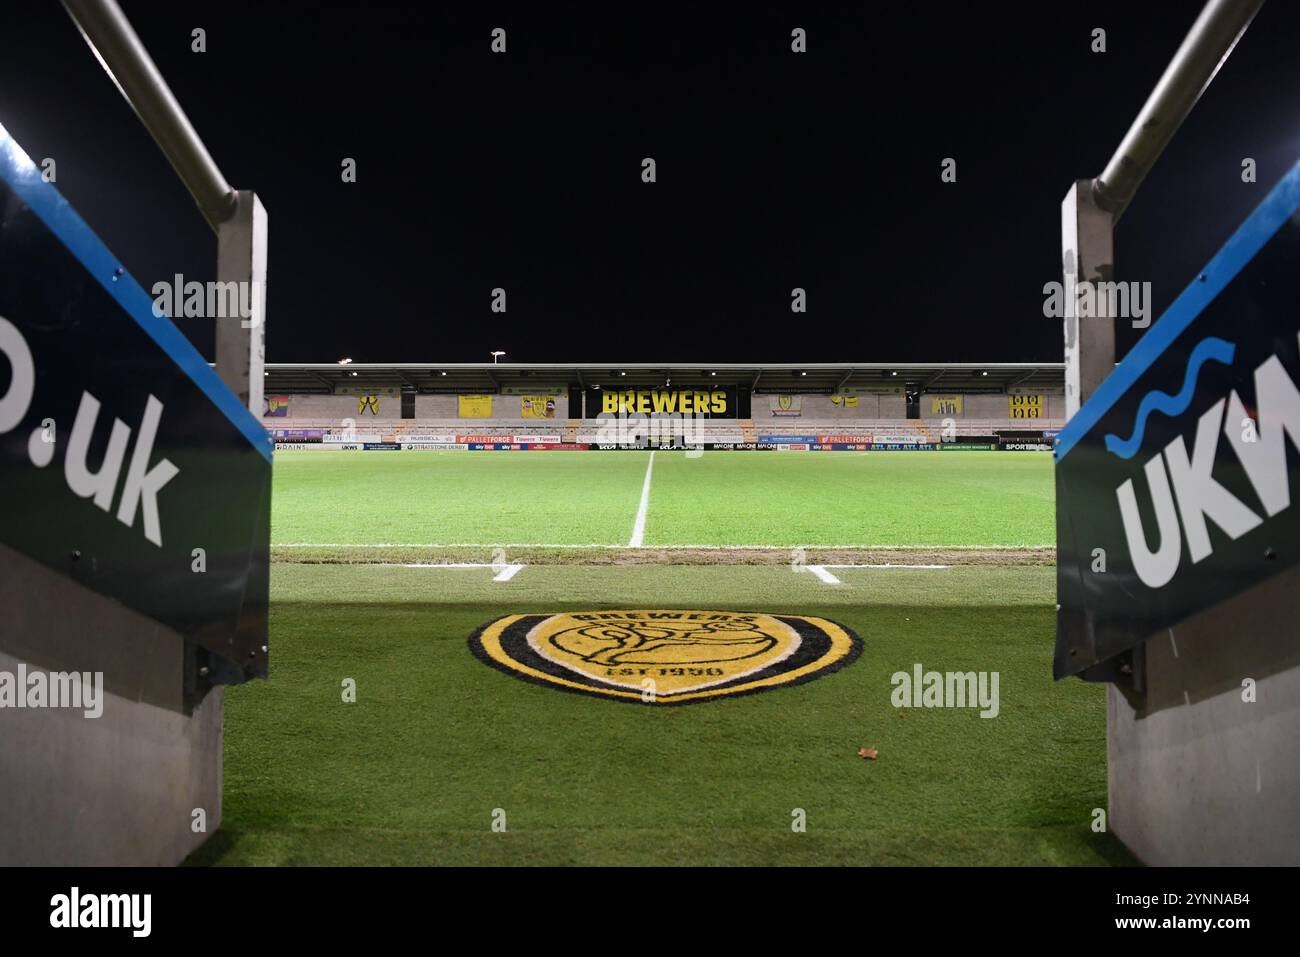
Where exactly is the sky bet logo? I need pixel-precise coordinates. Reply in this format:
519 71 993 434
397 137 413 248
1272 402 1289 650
1113 336 1300 588
0 315 179 546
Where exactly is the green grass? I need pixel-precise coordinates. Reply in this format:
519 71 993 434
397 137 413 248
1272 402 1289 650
207 448 1104 865
271 449 648 545
272 449 1054 548
645 450 1054 546
191 562 1129 866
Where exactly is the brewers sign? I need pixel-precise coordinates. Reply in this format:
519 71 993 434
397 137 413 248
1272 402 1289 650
1055 160 1300 680
601 389 726 415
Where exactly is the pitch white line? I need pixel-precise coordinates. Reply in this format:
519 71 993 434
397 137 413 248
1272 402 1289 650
493 563 524 582
388 561 947 573
389 561 526 580
823 563 951 569
805 565 841 584
627 450 656 547
276 542 1053 550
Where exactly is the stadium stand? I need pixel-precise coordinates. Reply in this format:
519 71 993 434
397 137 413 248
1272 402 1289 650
263 363 1065 450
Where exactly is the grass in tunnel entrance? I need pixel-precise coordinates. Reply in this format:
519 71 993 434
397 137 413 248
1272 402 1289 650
189 563 1130 866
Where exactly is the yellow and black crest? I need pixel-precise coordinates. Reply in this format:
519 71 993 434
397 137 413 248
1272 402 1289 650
469 610 861 704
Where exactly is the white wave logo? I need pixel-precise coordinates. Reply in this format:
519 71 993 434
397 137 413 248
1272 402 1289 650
1117 345 1300 588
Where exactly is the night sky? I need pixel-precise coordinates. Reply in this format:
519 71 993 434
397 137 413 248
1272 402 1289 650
2 1 1299 364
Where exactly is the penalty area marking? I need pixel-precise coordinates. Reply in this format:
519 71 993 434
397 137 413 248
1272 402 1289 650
822 563 951 570
627 450 656 547
804 565 841 584
802 563 952 585
493 563 524 582
390 562 524 582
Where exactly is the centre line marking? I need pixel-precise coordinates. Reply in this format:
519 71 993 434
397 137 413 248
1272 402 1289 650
627 450 656 547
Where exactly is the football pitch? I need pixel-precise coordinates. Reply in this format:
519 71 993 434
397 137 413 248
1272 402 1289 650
271 449 1056 551
192 449 1132 866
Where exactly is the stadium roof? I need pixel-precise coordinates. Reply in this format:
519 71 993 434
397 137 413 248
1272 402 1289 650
264 363 1066 394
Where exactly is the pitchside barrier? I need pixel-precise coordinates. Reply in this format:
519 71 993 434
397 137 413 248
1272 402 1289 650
272 438 1054 451
1056 158 1300 864
0 120 271 864
269 422 1058 451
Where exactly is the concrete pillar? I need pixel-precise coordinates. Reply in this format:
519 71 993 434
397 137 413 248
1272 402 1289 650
1107 565 1300 864
1061 180 1115 417
216 190 268 415
0 543 222 866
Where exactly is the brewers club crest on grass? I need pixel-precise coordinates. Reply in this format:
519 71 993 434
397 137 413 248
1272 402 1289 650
469 611 861 704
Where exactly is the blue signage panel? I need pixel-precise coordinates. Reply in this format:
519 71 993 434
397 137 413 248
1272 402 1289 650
0 125 271 681
1055 160 1300 679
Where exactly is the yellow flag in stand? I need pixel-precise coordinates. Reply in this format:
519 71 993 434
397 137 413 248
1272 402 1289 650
1008 395 1043 418
458 394 493 418
930 395 962 415
520 395 557 419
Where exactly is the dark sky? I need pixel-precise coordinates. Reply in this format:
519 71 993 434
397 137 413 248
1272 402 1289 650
2 1 1298 364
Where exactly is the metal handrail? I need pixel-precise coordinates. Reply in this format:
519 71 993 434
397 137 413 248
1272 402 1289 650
1093 0 1265 221
61 0 237 231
